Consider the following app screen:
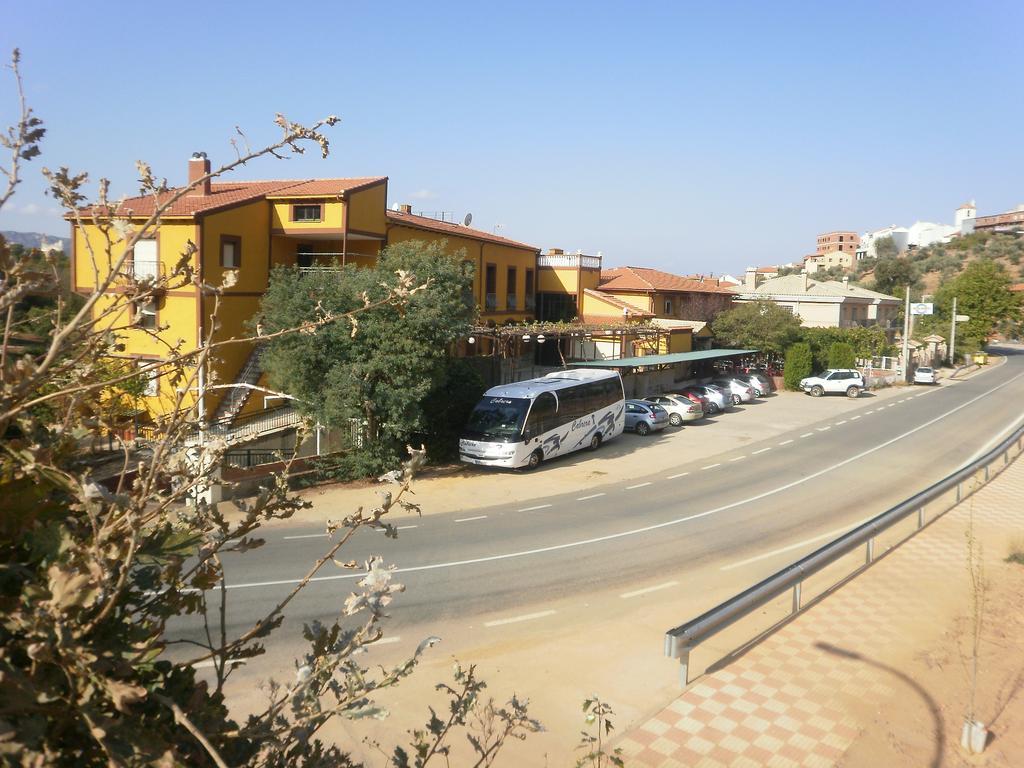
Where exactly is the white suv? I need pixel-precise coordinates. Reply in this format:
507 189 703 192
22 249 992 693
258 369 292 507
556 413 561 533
800 369 865 398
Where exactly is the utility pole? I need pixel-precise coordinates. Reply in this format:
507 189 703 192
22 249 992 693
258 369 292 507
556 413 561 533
901 286 911 382
949 295 958 367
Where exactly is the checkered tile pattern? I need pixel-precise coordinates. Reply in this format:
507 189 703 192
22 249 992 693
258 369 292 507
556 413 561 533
619 452 1024 766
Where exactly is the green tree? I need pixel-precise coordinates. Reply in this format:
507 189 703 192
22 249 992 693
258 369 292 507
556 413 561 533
933 259 1021 353
711 299 803 356
258 240 476 477
827 341 856 368
801 326 893 369
872 256 919 296
874 235 899 260
783 342 813 391
416 357 486 462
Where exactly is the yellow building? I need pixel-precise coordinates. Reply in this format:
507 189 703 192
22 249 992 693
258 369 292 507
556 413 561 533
71 154 539 421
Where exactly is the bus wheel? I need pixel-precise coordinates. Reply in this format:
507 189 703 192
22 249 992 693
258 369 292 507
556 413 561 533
526 450 543 470
589 433 603 451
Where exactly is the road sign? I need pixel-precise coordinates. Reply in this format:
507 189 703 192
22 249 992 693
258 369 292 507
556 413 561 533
911 302 934 315
955 314 970 322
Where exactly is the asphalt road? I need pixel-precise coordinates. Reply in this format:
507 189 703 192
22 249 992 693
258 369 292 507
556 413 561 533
169 347 1024 663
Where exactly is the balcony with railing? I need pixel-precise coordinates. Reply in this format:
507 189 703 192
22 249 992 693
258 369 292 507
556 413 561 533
506 293 517 310
537 253 603 270
122 257 162 282
485 293 497 311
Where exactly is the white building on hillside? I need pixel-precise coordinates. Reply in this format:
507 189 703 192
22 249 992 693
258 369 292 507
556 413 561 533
734 273 901 329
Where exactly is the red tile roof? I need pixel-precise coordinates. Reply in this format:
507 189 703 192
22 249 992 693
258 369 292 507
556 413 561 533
582 288 654 318
72 177 387 219
598 266 737 294
264 177 386 197
385 209 539 251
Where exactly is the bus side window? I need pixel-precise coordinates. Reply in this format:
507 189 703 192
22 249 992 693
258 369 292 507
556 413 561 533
525 392 557 437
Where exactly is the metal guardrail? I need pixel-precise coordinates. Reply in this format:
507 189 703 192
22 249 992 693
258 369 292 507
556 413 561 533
664 422 1024 686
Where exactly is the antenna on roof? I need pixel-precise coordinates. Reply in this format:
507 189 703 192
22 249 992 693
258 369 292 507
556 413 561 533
463 212 473 227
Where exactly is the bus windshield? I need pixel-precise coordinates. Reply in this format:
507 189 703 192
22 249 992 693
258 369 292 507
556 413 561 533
463 397 530 441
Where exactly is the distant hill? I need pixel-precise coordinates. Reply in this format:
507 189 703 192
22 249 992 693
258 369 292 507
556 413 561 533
858 232 1024 294
1 230 71 252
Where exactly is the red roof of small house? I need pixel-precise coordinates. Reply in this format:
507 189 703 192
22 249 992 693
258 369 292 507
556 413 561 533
581 288 655 318
69 177 388 219
385 209 539 251
598 266 736 294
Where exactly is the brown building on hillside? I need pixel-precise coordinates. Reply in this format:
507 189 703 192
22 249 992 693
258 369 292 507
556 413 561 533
815 231 860 256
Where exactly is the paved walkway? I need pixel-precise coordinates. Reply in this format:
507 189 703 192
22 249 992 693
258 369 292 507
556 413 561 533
617 437 1024 767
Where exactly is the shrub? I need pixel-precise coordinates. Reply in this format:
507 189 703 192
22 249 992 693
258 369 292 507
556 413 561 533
828 342 856 368
783 343 813 391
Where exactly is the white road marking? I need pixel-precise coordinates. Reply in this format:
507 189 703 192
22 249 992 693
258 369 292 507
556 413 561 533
376 525 419 532
518 504 552 512
367 636 400 645
215 371 1024 591
961 409 1024 465
192 660 216 669
887 403 896 408
484 610 556 627
729 456 746 462
720 521 869 571
816 426 831 432
283 533 329 540
455 515 488 522
800 432 813 438
778 439 794 446
835 420 847 425
577 493 606 501
851 415 861 420
620 581 679 599
626 482 652 490
752 447 772 455
666 472 690 479
701 463 721 470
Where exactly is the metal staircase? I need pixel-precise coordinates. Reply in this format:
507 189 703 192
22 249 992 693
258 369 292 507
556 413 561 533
211 344 267 423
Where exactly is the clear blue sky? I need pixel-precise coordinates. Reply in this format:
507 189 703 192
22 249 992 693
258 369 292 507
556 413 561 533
2 1 1022 274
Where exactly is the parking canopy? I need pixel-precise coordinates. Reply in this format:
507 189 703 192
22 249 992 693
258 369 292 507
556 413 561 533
570 348 759 368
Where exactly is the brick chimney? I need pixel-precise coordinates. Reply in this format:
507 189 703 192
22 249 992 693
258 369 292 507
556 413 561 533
187 152 211 196
744 266 758 291
398 203 413 214
548 248 564 255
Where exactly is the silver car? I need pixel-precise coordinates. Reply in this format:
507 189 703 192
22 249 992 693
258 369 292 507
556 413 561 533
624 399 670 435
644 394 703 426
710 378 756 405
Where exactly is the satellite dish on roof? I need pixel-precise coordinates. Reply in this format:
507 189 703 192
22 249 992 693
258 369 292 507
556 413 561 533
463 213 473 227
391 203 400 211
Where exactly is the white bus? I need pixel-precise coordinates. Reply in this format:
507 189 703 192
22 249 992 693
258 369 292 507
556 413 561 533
459 368 625 470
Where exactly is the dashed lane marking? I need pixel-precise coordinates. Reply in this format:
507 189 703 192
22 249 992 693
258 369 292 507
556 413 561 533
377 525 418 532
778 439 794 446
484 610 556 627
577 493 606 501
800 432 813 438
701 463 721 470
620 581 679 599
816 426 831 432
283 533 329 540
729 456 746 462
368 636 400 645
835 420 847 425
518 504 553 512
752 447 772 455
214 371 1023 592
851 415 862 420
666 472 690 479
626 482 652 490
455 515 489 522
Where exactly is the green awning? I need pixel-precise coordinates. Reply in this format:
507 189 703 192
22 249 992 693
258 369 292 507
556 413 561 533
570 348 759 368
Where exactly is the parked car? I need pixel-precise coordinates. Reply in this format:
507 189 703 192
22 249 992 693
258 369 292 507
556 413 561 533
624 399 670 435
685 384 730 414
644 394 703 426
734 372 773 396
913 366 937 385
674 388 712 414
710 377 756 405
800 369 865 398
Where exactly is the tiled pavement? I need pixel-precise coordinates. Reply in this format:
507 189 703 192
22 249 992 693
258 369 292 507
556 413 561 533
618 449 1024 767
